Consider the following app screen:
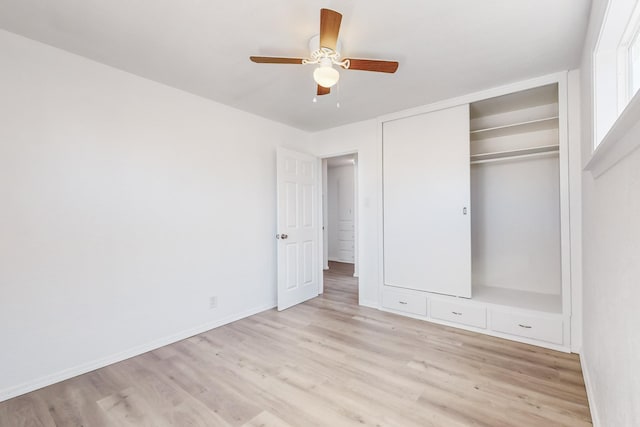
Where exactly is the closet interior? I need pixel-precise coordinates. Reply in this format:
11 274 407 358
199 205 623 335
470 83 563 313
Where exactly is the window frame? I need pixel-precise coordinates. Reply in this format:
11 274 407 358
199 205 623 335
593 0 640 149
626 24 640 98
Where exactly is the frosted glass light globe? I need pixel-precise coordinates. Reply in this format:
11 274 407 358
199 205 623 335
313 66 340 88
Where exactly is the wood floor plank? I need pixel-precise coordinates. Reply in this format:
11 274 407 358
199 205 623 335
39 377 111 427
0 394 56 427
242 410 294 427
0 261 592 426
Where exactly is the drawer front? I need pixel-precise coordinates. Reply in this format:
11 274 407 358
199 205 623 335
338 230 354 240
339 240 354 250
431 299 486 329
338 221 353 231
382 290 427 316
491 310 563 344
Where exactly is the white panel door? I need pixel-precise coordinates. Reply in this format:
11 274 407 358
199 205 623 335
277 148 319 310
383 104 471 298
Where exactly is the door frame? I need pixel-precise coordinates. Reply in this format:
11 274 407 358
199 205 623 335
316 150 360 296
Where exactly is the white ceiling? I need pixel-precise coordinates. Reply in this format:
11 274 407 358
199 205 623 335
0 0 591 132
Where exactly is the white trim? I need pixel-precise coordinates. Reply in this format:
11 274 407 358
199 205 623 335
620 0 640 104
359 299 379 310
378 72 567 124
629 25 640 96
580 352 601 427
353 158 359 278
592 0 640 147
328 256 354 264
317 156 325 294
590 0 612 147
0 303 276 403
322 158 329 271
376 119 385 312
378 306 571 353
568 69 583 354
556 73 574 354
585 89 640 176
316 149 361 303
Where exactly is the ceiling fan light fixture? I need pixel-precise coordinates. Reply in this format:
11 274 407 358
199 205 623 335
250 9 399 95
314 65 339 88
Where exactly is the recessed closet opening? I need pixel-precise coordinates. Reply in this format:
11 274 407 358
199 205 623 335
380 77 570 351
469 83 563 313
321 153 359 302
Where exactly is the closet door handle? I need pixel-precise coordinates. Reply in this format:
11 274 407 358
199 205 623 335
463 207 467 215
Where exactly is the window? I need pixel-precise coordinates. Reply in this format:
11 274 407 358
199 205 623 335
593 0 640 148
629 27 640 96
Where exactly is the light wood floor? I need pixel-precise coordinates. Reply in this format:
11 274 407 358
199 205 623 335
0 261 592 426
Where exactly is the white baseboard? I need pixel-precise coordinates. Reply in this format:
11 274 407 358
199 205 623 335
328 257 354 264
0 302 276 403
359 299 379 309
580 352 600 426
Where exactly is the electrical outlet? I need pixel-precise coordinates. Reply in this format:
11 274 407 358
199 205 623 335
209 296 218 309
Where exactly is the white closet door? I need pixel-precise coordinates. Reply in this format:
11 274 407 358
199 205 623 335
383 104 471 298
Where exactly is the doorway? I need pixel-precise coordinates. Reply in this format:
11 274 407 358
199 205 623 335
323 261 358 304
321 153 359 301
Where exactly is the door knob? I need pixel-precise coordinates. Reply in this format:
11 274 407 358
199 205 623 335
281 234 289 240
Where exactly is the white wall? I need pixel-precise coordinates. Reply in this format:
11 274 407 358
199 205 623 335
309 121 379 306
327 165 355 263
578 1 640 425
471 156 562 295
0 29 308 401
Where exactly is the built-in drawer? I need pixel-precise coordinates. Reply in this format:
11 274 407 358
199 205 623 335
338 250 354 261
339 240 354 250
490 310 563 345
338 230 354 241
431 299 486 329
382 289 427 316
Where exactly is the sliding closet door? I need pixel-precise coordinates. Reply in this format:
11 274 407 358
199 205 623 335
383 104 471 298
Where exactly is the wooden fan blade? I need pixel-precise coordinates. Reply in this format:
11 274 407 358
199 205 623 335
320 9 342 50
317 85 330 96
250 56 304 64
344 58 399 73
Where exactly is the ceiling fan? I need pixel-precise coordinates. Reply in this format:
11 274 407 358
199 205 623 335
250 8 399 96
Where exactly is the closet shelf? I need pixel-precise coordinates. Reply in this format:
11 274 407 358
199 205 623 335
472 285 562 313
470 116 559 141
470 144 559 164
